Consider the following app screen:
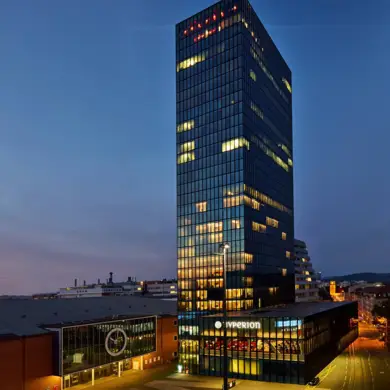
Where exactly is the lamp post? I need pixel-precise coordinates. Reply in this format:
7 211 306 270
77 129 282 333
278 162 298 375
220 242 230 390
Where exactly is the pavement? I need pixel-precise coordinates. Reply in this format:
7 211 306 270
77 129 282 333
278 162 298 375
76 323 390 390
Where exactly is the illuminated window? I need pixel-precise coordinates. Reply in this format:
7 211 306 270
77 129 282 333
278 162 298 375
249 70 257 82
250 101 264 119
196 221 223 234
209 233 223 243
269 287 278 295
177 53 206 72
244 253 253 264
231 219 241 229
279 144 292 157
196 290 207 300
244 185 292 215
223 195 243 208
195 201 207 212
250 135 289 172
306 277 312 282
177 152 195 164
178 247 195 258
252 222 266 233
208 222 223 232
250 47 289 104
179 141 195 153
266 217 279 228
281 232 287 240
177 120 195 133
282 78 292 93
288 158 293 167
244 196 261 210
282 268 287 276
295 284 299 290
286 251 291 259
222 137 250 152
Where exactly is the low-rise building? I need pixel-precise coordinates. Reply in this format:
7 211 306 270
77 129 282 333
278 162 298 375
0 296 178 390
198 301 358 384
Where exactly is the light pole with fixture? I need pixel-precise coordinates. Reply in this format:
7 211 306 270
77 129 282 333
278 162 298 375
220 242 230 390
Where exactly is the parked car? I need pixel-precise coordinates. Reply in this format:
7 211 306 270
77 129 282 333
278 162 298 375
222 379 237 389
308 377 320 386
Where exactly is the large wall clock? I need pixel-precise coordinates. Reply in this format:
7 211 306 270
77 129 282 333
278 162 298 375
105 328 128 357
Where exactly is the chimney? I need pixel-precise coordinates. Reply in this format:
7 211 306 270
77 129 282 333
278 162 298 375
127 276 132 283
109 272 113 284
74 278 77 287
83 280 86 287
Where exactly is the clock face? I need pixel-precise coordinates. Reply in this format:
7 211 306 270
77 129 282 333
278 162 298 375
105 328 128 357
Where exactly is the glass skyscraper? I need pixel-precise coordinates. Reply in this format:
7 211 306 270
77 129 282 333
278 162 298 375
176 0 295 374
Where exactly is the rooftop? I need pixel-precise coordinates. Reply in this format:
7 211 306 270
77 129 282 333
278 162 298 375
0 295 177 337
206 301 354 319
358 285 390 294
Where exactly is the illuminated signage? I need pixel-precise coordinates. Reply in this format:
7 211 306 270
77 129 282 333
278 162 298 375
276 320 302 328
215 320 261 329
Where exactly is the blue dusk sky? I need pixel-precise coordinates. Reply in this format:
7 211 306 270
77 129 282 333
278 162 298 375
0 0 389 294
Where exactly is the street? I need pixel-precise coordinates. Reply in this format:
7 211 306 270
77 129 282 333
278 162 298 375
317 323 390 390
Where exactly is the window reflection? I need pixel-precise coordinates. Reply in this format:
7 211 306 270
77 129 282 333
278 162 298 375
62 317 156 375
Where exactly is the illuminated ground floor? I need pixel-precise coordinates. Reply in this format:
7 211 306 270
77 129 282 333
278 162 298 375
63 354 163 388
179 301 358 384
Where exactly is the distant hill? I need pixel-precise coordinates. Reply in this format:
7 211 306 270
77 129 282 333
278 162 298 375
324 273 390 283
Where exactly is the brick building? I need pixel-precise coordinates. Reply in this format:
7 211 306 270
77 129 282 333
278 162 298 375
0 296 177 390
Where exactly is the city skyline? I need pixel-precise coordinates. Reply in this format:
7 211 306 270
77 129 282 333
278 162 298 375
1 0 390 295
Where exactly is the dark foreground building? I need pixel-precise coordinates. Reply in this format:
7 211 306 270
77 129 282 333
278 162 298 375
0 296 178 390
199 301 358 384
176 0 295 375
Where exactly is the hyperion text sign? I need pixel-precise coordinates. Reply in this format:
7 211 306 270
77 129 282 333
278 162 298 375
214 320 261 329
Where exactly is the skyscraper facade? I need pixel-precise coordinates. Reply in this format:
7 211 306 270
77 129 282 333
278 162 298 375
176 0 295 373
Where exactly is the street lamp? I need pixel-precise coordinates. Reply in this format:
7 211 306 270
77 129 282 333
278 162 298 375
220 242 230 390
